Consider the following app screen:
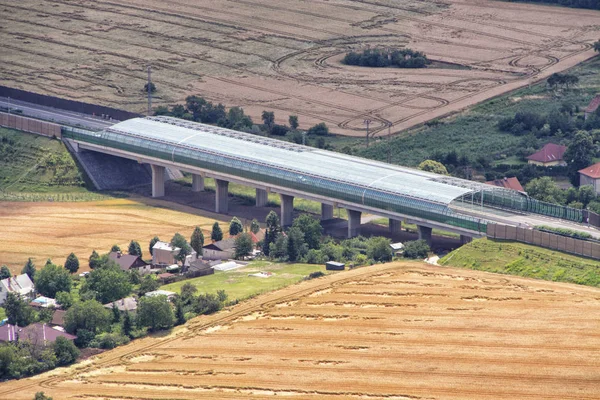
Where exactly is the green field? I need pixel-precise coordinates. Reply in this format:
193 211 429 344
0 127 91 194
351 57 600 167
162 261 332 301
440 238 600 287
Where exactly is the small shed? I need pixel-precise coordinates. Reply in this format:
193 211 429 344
390 242 404 256
326 261 345 271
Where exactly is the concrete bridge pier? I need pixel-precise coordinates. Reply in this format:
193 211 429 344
460 235 473 245
417 225 432 245
321 204 334 220
215 179 229 214
347 209 362 238
256 188 268 207
389 219 402 234
280 194 294 226
192 173 204 192
151 164 165 198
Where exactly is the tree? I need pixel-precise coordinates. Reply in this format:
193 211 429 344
128 240 142 258
110 244 121 253
138 275 160 296
262 211 280 256
149 236 160 256
565 131 595 186
81 258 132 303
595 39 600 53
234 233 254 259
229 217 243 236
55 291 73 309
111 302 120 323
88 250 100 269
269 233 288 260
175 301 186 326
289 115 299 130
35 263 72 298
22 258 36 280
403 240 430 259
190 227 204 257
525 177 564 204
171 232 192 263
250 219 260 234
292 214 323 250
0 265 11 279
418 159 448 175
64 253 79 274
137 295 174 331
144 82 156 93
34 393 53 400
578 185 597 207
53 336 79 366
64 300 111 336
366 237 393 262
128 269 141 285
307 122 329 136
261 110 275 133
180 282 198 306
4 292 34 326
286 227 306 262
211 222 223 242
122 311 134 338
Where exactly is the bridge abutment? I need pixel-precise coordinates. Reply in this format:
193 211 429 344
151 164 165 198
321 204 334 220
192 174 204 192
215 179 229 214
347 209 362 238
256 188 268 207
280 194 294 227
417 225 432 245
460 235 473 245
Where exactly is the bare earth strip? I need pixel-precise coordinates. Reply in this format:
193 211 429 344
2 262 599 399
0 0 598 136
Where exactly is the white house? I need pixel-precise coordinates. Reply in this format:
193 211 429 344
152 241 180 266
0 274 35 306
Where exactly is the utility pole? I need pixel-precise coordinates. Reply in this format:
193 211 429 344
147 65 152 116
364 119 371 148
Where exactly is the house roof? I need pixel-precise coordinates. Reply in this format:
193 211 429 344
527 143 567 163
145 290 175 298
51 309 66 326
485 177 525 192
104 297 138 312
1 274 34 297
153 241 180 252
30 296 58 309
578 162 600 179
390 242 404 250
0 323 76 343
584 95 600 113
108 251 148 271
157 273 175 279
203 237 236 252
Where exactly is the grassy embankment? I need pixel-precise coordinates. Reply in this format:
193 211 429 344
350 57 600 165
440 238 600 287
162 261 331 301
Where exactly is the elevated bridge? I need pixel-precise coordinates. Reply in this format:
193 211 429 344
62 116 589 242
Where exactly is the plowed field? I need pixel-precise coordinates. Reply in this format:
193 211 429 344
3 263 599 399
1 0 598 136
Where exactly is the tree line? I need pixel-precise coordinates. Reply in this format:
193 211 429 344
501 0 600 10
343 48 431 68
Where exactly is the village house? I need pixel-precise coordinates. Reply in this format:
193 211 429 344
578 162 600 194
0 323 76 344
584 94 600 120
152 241 180 266
485 177 525 192
109 251 151 274
202 237 236 260
0 274 35 306
526 143 567 167
103 297 138 313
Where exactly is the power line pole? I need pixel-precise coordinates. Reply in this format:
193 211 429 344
147 65 152 116
364 119 371 148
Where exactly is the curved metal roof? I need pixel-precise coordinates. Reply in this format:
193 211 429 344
106 116 476 205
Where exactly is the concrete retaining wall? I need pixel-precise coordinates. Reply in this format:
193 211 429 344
0 112 61 138
486 223 600 260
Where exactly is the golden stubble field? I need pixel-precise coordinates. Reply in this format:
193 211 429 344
2 263 599 399
0 197 228 273
1 0 598 136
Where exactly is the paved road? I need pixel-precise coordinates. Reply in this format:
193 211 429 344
0 97 113 131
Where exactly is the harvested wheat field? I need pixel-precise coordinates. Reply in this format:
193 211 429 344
1 0 599 136
0 197 228 273
3 263 600 399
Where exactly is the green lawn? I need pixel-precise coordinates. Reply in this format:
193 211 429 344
0 307 6 321
440 238 600 287
162 261 332 301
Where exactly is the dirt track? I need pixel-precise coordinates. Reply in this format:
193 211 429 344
3 262 599 399
0 0 598 136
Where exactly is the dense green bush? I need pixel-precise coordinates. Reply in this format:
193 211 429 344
403 240 431 259
343 48 430 68
535 225 593 240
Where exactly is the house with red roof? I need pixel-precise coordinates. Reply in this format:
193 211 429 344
584 95 600 120
0 323 76 344
578 162 600 194
485 177 525 192
527 143 567 167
